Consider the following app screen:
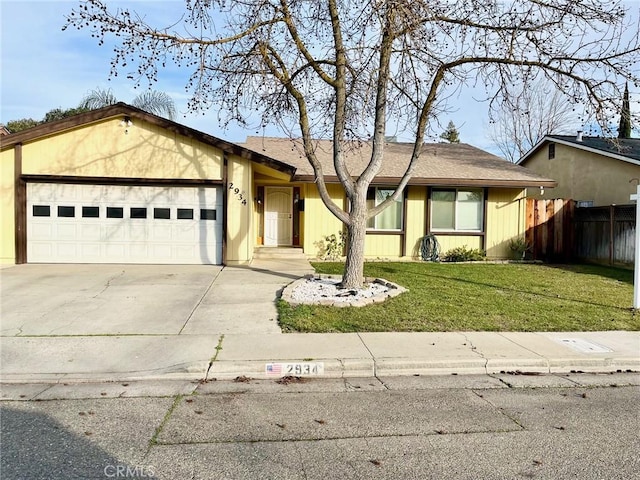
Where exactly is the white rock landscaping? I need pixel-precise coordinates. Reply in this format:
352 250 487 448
281 274 407 307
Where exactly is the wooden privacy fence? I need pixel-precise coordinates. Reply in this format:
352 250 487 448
525 199 637 266
525 198 574 262
573 204 636 266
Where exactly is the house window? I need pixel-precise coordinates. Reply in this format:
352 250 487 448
366 187 403 230
548 143 555 160
431 188 484 232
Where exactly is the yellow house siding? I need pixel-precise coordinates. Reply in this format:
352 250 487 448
364 235 402 258
436 235 483 253
21 118 224 180
0 149 15 263
405 186 427 259
226 154 254 264
303 183 345 258
485 188 526 259
524 143 640 206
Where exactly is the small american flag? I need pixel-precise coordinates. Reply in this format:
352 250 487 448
266 363 282 375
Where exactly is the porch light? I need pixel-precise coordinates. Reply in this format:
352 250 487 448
120 116 133 134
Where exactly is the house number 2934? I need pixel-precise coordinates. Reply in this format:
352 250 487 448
228 183 247 205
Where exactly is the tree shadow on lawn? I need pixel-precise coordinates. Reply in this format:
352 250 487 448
541 262 633 286
371 263 633 311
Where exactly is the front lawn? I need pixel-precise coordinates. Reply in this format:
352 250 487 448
277 262 639 332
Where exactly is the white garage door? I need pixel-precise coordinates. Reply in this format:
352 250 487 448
27 183 223 264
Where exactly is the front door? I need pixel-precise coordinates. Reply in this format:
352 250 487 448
264 187 292 246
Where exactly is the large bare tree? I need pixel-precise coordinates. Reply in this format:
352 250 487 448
488 79 578 162
65 0 640 288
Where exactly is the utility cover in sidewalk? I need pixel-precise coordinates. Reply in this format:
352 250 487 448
557 338 613 353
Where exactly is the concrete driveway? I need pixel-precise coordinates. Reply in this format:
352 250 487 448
0 264 298 336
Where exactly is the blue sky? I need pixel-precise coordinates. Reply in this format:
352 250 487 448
1 0 638 153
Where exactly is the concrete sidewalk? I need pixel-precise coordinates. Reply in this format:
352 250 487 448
1 256 638 384
1 330 638 383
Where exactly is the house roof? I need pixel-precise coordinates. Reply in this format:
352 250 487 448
242 136 556 188
518 135 640 166
0 103 296 177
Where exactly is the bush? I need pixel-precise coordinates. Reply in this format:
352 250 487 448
315 231 346 261
508 236 530 260
442 245 485 262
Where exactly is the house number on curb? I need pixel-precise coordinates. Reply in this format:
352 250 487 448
228 182 247 205
265 362 325 376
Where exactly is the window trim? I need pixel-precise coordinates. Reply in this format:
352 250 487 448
429 187 485 233
366 186 405 232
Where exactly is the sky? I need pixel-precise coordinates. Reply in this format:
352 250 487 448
1 0 638 155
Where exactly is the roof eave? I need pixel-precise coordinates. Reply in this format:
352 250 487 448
293 175 557 188
0 103 296 179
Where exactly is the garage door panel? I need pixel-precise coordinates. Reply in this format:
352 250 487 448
27 183 222 264
57 224 77 240
80 224 102 241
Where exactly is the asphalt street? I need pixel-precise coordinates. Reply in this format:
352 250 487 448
1 373 638 479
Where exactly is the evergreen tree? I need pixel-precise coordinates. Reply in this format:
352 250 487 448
618 83 632 139
440 121 461 143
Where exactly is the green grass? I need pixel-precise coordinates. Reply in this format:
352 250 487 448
277 262 640 333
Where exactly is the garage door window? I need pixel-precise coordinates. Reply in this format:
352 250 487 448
58 206 75 218
107 207 124 218
154 208 171 219
201 209 216 220
131 207 147 219
33 205 50 217
82 206 100 218
177 208 194 220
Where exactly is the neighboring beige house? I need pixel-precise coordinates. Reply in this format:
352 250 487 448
517 134 640 206
1 103 555 266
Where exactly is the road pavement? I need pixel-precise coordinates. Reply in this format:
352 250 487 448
1 373 639 479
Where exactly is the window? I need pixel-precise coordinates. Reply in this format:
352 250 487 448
200 209 217 220
130 207 147 219
82 206 100 218
431 188 483 232
548 143 555 160
366 187 403 230
177 208 194 220
107 207 124 219
33 205 50 217
153 208 171 219
57 206 75 218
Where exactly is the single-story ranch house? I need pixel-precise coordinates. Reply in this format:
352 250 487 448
0 103 555 265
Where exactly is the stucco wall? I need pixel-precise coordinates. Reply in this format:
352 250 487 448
21 118 224 180
523 143 640 206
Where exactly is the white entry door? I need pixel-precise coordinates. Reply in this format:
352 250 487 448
26 183 223 264
264 187 293 246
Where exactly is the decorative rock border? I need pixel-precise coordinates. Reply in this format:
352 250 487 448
281 274 408 308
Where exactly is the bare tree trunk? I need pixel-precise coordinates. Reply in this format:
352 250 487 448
342 192 367 289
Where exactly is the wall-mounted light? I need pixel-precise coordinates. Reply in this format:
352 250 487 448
539 186 545 196
120 116 133 134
